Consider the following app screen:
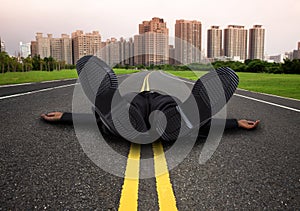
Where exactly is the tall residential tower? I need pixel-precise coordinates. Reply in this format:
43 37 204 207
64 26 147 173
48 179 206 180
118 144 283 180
19 42 31 58
31 33 72 64
224 25 248 61
175 19 202 64
35 33 52 58
50 34 72 64
134 17 169 65
249 25 265 60
71 30 101 64
207 26 222 59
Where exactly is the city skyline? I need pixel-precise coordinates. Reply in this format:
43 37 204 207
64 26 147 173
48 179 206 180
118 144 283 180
1 0 299 56
28 22 270 66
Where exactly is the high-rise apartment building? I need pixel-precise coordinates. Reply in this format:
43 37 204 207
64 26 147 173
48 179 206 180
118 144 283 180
50 38 61 60
50 34 72 64
224 25 248 61
35 33 52 58
293 42 300 59
249 25 265 60
100 39 110 64
207 26 222 59
60 34 73 64
134 34 144 65
119 37 126 65
124 38 134 66
169 45 175 65
100 37 134 67
175 20 202 64
32 33 72 64
72 30 101 64
114 37 135 66
30 41 38 57
19 42 31 58
134 17 169 65
108 37 120 66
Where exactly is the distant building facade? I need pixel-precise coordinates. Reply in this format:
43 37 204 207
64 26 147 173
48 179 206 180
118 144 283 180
0 38 5 52
100 37 134 67
35 33 52 58
31 33 72 64
101 37 120 66
30 41 38 57
169 45 175 65
19 42 31 58
293 41 300 59
50 34 72 64
224 25 248 61
292 50 300 59
71 30 101 64
207 26 222 59
248 25 265 60
133 34 144 65
175 19 202 64
134 17 169 66
124 38 134 66
269 54 289 63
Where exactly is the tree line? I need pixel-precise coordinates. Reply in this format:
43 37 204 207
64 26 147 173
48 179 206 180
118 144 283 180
118 59 300 74
0 51 75 73
1 50 299 74
212 59 300 74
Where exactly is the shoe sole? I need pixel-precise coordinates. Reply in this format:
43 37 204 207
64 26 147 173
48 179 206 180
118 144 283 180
192 67 239 116
76 55 118 104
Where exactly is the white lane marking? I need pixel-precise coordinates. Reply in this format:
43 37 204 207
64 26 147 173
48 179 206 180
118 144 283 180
237 88 300 102
0 84 79 100
0 74 129 100
0 82 34 87
0 78 77 88
234 94 300 113
159 71 300 113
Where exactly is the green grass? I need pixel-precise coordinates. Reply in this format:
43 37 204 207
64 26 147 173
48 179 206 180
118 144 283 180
164 71 300 100
236 72 300 100
114 68 139 75
0 70 78 85
165 70 207 80
0 68 139 85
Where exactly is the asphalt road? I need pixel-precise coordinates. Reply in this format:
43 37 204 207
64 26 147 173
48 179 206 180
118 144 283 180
0 72 299 210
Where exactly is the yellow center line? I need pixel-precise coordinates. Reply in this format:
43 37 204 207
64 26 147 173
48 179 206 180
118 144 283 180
118 144 141 211
140 72 152 92
153 142 178 211
146 73 150 91
119 73 151 211
119 71 177 211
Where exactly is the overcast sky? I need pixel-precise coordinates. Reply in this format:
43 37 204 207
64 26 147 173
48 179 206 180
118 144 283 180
1 0 299 56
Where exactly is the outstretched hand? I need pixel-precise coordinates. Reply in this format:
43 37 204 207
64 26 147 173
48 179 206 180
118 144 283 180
41 112 63 122
238 119 260 130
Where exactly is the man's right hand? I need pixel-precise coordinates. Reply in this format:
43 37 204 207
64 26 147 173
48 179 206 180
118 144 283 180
41 112 63 122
